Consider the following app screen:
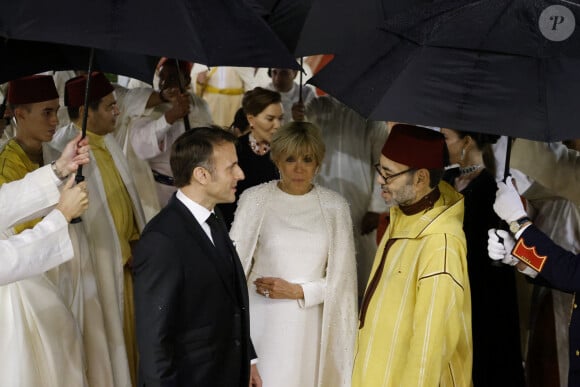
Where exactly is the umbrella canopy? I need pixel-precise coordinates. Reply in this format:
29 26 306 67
310 0 580 141
245 0 429 55
1 0 298 69
0 39 158 84
383 0 580 58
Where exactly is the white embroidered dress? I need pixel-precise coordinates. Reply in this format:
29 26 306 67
231 181 357 387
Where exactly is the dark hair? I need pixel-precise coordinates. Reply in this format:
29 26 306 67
170 126 237 188
230 107 249 132
241 87 281 116
8 103 31 113
455 130 500 174
455 130 500 149
67 99 101 120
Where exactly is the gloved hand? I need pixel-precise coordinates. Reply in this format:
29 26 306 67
488 229 518 265
493 179 527 222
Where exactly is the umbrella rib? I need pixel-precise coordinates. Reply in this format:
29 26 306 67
560 0 580 8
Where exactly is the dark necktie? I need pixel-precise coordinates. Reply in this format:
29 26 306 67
206 213 233 264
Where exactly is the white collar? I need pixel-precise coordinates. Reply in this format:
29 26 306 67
175 189 213 225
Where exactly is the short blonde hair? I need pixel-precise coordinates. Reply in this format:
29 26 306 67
270 121 325 165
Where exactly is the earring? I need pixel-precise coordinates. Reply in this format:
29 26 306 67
460 148 465 161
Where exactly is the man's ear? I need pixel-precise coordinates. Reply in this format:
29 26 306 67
415 168 430 186
13 106 27 122
192 166 209 185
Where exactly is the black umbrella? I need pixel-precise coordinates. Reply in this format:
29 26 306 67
0 39 158 84
310 1 580 142
246 0 429 56
1 0 298 69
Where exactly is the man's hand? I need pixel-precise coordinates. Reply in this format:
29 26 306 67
291 101 305 122
54 133 90 177
361 211 380 235
487 229 518 266
488 229 538 278
160 87 180 102
56 176 89 222
493 179 527 222
254 277 304 300
164 93 190 124
249 364 262 387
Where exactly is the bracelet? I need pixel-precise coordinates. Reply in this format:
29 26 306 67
51 161 69 180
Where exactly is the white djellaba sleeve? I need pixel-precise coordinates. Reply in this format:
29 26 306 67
0 165 74 285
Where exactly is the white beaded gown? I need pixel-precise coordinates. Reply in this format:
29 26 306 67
247 187 329 387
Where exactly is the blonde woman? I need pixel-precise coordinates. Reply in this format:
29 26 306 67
230 121 357 387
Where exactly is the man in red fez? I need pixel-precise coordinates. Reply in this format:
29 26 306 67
7 75 60 162
51 71 148 386
0 74 91 385
353 124 472 386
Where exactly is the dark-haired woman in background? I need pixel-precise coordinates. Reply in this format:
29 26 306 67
442 128 525 387
218 87 283 228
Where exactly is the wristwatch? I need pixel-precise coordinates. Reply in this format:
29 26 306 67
509 216 531 234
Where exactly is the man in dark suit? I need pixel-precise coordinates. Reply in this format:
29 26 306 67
133 126 262 386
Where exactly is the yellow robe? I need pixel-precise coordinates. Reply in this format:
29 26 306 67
353 182 473 387
87 131 140 385
0 140 42 231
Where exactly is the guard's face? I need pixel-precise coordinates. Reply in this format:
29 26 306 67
205 142 245 205
247 103 283 144
271 68 297 93
15 99 60 144
276 152 318 195
88 93 119 135
376 155 417 207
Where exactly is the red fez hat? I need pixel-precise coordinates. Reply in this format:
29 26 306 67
157 57 193 74
7 75 59 105
381 124 446 169
64 72 114 108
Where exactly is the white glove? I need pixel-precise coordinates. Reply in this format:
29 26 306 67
493 179 527 222
488 228 518 265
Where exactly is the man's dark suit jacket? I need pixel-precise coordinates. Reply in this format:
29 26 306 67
133 194 255 386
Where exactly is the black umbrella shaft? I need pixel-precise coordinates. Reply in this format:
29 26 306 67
503 136 513 183
174 59 191 131
299 57 303 103
0 95 6 122
492 136 514 267
71 48 95 224
75 47 95 181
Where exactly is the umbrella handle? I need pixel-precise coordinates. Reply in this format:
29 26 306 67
174 59 191 131
69 175 85 224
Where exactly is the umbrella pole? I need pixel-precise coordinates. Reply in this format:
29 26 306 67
492 135 514 266
299 57 303 103
503 136 513 182
174 59 191 131
71 47 95 224
0 95 6 123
